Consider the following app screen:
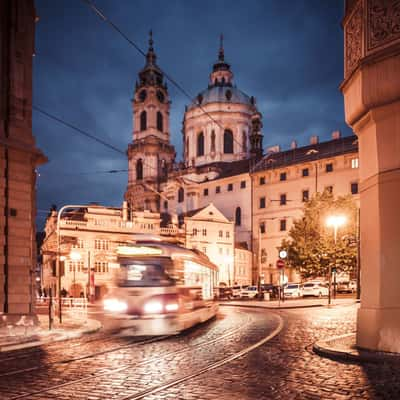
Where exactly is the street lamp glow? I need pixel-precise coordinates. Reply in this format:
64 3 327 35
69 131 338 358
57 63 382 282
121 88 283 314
326 215 347 229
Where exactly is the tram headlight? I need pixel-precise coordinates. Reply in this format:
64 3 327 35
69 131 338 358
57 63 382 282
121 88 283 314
103 298 128 313
143 300 163 314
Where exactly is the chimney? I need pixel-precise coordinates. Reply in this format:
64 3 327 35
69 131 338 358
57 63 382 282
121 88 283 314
331 130 341 140
310 135 319 145
290 140 297 149
266 145 280 153
122 201 128 221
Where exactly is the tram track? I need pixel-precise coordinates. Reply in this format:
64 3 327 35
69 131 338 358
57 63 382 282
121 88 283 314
5 310 254 400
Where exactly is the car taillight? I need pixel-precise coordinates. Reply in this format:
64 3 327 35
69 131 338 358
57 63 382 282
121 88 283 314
143 294 180 314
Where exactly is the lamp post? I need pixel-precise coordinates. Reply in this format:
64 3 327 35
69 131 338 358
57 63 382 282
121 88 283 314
326 215 347 305
56 204 88 323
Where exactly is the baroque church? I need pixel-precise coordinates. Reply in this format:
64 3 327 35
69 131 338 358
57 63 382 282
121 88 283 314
125 33 263 249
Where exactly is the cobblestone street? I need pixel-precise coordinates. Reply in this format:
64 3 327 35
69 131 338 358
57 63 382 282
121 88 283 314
0 305 399 399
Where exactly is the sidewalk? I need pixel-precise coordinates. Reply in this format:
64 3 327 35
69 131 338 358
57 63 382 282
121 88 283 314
220 297 357 309
0 313 102 352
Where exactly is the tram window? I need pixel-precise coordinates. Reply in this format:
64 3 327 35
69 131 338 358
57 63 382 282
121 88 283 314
119 261 175 287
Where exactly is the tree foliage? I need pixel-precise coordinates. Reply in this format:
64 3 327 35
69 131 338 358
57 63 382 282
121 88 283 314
280 191 358 279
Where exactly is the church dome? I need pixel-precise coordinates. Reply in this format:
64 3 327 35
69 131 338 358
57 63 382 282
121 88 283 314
188 85 254 110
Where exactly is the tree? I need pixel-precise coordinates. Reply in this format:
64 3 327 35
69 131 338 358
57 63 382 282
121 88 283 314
280 191 357 280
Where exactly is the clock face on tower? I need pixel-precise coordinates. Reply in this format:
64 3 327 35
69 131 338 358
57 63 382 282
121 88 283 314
139 89 147 102
156 90 165 103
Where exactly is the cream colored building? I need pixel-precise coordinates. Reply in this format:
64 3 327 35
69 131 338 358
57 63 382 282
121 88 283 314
252 133 359 285
183 203 235 286
234 245 253 286
41 204 161 298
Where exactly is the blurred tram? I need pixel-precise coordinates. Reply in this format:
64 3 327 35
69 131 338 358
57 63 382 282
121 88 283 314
103 238 219 335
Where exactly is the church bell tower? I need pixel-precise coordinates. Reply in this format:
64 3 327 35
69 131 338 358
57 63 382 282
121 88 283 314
125 31 176 213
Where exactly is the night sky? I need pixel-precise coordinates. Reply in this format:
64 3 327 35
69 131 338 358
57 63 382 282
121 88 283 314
33 0 350 229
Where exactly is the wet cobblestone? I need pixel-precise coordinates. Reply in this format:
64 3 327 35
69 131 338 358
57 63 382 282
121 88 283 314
0 305 399 399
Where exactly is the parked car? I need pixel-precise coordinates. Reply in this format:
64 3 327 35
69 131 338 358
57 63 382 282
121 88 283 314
260 284 280 299
217 286 233 300
336 280 357 293
283 283 303 298
232 285 247 298
240 286 259 299
302 281 329 297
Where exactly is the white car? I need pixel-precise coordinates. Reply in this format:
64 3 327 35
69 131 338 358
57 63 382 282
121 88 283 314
336 280 357 293
232 285 247 298
283 283 303 298
240 286 259 299
302 281 329 297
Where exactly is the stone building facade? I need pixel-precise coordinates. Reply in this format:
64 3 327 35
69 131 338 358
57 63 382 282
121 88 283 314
0 0 46 319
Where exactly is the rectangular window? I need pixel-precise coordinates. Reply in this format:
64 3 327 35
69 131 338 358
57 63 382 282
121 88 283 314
302 168 309 177
351 182 358 195
226 231 230 238
351 158 359 169
326 163 333 172
259 197 266 209
280 172 287 181
216 186 221 194
302 190 309 202
240 180 246 189
227 183 233 191
280 219 287 231
203 188 208 196
219 230 223 238
260 222 266 234
280 194 287 205
259 177 265 185
192 228 198 236
202 228 207 236
325 185 333 194
95 239 109 250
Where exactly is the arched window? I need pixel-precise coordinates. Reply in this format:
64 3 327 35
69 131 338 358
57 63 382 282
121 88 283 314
157 111 163 132
160 159 168 180
178 187 184 203
197 132 204 156
242 131 247 152
136 159 143 180
235 207 241 226
140 111 147 131
210 130 216 153
224 129 234 154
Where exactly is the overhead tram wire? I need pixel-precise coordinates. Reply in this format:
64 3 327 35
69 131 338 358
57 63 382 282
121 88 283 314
81 0 245 151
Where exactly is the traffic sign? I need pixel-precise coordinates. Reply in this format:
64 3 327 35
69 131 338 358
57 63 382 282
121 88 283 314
276 259 285 269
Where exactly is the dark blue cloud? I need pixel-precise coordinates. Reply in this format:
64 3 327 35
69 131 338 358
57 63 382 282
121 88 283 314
33 0 349 228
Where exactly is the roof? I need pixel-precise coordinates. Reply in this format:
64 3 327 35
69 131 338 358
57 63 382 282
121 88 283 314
188 85 253 110
194 158 252 180
253 135 358 173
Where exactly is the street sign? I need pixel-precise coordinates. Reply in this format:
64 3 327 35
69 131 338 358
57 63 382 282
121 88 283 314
276 259 285 269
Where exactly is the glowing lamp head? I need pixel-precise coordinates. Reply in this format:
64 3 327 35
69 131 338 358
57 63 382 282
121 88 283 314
326 215 347 228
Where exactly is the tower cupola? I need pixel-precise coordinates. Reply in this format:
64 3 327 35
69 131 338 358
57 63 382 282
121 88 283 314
209 35 233 86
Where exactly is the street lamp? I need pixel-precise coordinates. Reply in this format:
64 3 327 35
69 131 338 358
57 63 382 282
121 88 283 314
326 215 347 305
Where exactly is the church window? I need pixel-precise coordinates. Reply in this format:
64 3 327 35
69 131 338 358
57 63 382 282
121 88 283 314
197 132 204 156
223 129 234 154
136 159 143 180
211 130 216 153
235 207 241 226
140 111 147 131
242 131 247 152
157 111 163 132
178 187 184 203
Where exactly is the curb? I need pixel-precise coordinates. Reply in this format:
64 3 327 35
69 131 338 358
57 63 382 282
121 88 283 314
313 333 400 364
0 319 102 353
220 302 325 310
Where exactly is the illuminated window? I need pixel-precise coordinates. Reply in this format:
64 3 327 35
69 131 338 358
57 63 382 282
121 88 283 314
351 158 359 169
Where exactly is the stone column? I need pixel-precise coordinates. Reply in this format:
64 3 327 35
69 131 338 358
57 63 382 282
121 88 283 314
0 1 47 321
341 0 400 352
